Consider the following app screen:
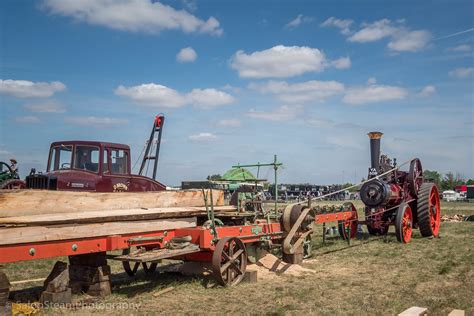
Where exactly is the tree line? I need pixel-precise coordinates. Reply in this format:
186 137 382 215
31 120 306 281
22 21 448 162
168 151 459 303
424 170 474 191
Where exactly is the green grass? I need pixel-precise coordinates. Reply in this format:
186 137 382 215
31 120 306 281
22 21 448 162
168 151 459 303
3 201 473 315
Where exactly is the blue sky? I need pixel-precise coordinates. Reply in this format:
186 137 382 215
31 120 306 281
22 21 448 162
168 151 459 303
1 0 473 185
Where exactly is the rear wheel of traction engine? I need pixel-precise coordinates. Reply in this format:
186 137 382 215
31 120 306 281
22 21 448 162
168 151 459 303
417 183 441 237
212 237 247 287
408 158 423 197
338 202 358 240
395 203 413 243
122 247 158 277
0 179 26 189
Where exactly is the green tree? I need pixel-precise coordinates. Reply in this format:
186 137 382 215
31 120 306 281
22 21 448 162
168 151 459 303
424 170 442 188
440 172 464 190
207 174 222 181
466 179 474 185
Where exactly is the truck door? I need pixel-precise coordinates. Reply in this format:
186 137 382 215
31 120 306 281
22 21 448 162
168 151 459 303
101 148 132 192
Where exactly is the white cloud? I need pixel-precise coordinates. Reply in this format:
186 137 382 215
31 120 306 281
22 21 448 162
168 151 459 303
347 19 431 52
419 85 436 97
286 14 313 29
367 77 377 85
65 116 128 127
449 67 474 78
24 100 65 113
320 17 353 35
306 117 334 128
15 116 41 123
447 44 471 52
176 47 197 63
388 30 432 52
247 105 303 121
250 80 345 103
115 83 187 108
230 45 326 78
0 79 65 98
331 56 351 69
187 88 235 109
217 119 241 127
42 0 223 36
188 132 217 141
348 19 396 42
115 83 235 109
343 82 408 105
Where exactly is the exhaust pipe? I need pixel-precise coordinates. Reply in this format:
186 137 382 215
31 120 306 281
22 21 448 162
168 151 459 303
368 132 383 173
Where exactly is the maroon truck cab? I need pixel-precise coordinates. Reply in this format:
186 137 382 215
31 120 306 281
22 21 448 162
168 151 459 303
26 141 166 192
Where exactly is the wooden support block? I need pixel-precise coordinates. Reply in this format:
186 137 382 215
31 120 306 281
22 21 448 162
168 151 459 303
398 306 428 316
69 253 111 297
448 310 465 316
69 252 107 267
243 270 257 283
42 261 69 293
40 288 71 305
0 270 10 308
86 281 111 297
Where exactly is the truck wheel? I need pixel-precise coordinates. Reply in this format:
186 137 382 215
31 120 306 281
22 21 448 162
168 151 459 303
417 183 441 237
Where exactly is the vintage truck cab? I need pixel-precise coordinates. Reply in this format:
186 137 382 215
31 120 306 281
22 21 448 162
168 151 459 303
26 140 166 192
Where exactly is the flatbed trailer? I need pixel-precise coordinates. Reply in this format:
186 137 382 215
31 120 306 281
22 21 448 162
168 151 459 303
0 201 358 305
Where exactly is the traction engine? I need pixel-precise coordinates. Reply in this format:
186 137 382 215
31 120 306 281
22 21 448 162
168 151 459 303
360 132 441 243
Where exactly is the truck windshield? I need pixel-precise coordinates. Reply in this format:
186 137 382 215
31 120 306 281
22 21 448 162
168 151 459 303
48 145 73 171
74 146 99 173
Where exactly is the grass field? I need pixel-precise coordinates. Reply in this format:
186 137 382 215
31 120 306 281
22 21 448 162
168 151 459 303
3 201 473 315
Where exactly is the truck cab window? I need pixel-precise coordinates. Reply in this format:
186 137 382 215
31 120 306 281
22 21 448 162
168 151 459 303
110 149 128 174
74 146 99 173
49 145 73 171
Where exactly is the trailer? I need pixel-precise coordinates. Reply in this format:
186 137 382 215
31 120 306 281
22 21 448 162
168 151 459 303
0 157 359 309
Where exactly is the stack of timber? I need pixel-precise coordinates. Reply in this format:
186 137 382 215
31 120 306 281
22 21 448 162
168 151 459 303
0 189 224 216
0 189 231 246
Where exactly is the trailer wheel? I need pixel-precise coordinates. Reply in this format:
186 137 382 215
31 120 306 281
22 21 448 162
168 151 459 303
395 203 413 243
417 183 441 237
122 248 158 277
212 237 247 287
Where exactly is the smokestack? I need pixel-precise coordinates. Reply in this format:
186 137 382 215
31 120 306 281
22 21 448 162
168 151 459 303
368 132 383 172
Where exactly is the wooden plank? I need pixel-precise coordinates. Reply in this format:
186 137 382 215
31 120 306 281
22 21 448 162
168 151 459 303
0 217 196 245
398 306 428 316
0 206 237 227
0 189 224 217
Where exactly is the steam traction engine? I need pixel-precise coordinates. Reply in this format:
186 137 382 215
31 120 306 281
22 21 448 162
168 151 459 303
360 132 441 243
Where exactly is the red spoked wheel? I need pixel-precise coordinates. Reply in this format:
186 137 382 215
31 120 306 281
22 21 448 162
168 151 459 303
338 202 358 240
395 203 413 243
417 183 441 237
212 237 247 287
408 158 423 197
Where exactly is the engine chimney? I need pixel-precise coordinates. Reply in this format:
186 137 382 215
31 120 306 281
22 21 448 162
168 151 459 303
368 131 383 173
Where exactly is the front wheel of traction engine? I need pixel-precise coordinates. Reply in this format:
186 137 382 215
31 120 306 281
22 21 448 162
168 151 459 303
395 203 413 243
